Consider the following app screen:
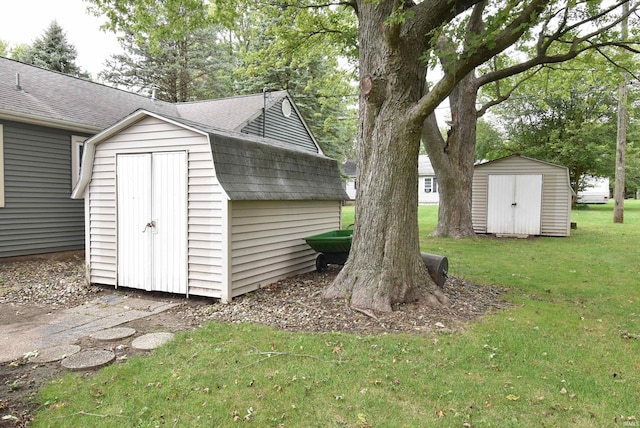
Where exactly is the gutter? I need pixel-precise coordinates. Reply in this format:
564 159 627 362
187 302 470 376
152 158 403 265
0 108 102 134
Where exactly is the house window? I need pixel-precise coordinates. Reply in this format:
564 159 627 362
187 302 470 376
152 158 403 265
0 124 4 207
424 177 438 193
71 135 86 189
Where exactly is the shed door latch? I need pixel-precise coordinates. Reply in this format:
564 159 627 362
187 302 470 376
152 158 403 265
142 220 156 232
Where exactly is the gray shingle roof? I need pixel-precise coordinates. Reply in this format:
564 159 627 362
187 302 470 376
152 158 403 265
175 91 288 131
210 133 347 201
0 57 176 130
0 57 288 134
164 113 347 201
341 159 357 176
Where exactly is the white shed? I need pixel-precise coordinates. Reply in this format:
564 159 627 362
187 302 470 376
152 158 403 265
472 155 573 237
72 110 348 301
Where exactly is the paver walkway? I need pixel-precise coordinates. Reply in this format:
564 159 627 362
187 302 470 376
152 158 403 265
0 295 178 364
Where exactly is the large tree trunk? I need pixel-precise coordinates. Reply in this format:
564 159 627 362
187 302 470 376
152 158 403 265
423 71 478 238
322 1 448 312
323 0 541 310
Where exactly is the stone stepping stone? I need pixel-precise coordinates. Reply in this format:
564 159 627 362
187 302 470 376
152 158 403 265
61 350 115 371
131 332 174 351
29 345 81 363
90 327 137 341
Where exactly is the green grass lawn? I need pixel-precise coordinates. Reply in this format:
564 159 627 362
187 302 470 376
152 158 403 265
34 202 640 427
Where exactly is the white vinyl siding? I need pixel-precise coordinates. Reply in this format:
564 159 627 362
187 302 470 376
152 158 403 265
473 156 572 237
229 200 342 297
116 152 187 294
486 174 542 235
87 116 224 296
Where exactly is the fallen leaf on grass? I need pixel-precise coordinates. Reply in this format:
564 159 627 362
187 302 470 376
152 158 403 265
560 387 567 394
506 394 520 401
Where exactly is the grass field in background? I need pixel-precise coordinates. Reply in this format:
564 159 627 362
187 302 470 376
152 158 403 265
33 202 640 427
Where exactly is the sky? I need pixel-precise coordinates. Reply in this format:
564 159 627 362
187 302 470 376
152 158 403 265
0 0 121 78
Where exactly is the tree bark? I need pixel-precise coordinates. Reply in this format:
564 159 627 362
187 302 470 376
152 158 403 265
423 70 478 238
614 2 629 224
422 5 485 238
322 1 449 311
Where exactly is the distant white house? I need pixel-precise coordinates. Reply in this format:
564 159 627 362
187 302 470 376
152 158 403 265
576 176 610 204
418 155 439 205
341 159 357 200
341 155 439 204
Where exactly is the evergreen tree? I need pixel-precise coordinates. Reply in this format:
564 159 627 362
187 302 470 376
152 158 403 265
15 21 88 78
100 27 233 102
90 0 231 102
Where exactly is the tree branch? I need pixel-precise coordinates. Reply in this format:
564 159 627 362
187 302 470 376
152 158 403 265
476 66 543 118
594 46 640 81
267 0 355 9
410 0 551 126
478 39 640 88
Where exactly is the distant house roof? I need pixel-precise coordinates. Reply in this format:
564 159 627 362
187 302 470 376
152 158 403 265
0 57 311 143
341 159 357 177
418 154 434 175
342 155 435 178
72 110 348 201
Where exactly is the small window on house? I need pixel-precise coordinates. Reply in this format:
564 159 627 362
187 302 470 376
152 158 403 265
424 177 438 193
0 124 4 208
71 135 87 189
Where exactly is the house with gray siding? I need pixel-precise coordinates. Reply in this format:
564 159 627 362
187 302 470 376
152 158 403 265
72 110 347 301
0 56 322 258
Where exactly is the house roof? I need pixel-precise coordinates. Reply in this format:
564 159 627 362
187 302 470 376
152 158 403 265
72 110 348 201
174 91 288 131
418 154 435 175
0 57 176 132
0 57 304 138
341 159 357 176
341 154 435 178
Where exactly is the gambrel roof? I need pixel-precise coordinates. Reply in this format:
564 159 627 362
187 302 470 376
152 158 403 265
72 110 348 201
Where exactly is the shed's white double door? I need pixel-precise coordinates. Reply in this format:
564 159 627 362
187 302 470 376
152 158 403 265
116 152 187 294
487 174 542 235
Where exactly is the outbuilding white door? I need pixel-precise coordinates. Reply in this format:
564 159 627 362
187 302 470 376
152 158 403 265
117 152 187 294
487 174 542 235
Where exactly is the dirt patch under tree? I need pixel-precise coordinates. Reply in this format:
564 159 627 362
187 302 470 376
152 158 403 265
0 257 507 427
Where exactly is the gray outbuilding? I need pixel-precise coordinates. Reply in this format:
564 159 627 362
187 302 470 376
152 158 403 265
472 155 573 237
72 110 348 301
